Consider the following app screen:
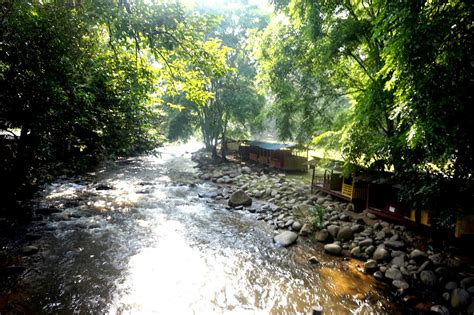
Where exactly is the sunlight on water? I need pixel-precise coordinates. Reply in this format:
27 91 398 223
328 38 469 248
7 141 397 315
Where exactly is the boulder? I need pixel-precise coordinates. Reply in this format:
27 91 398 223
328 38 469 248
384 240 405 250
373 246 391 261
315 229 330 243
241 166 252 174
390 255 405 268
445 282 458 291
273 231 298 247
324 243 342 256
336 226 354 241
460 277 474 289
327 225 339 238
228 190 252 207
420 270 437 286
351 246 362 257
385 267 403 280
364 259 378 273
358 238 373 248
409 249 428 262
292 221 303 232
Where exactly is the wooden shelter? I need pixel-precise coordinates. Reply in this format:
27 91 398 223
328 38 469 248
310 157 368 209
239 141 308 172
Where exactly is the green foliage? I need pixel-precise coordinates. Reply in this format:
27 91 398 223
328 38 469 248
0 0 234 209
166 3 268 157
260 0 473 225
309 205 326 230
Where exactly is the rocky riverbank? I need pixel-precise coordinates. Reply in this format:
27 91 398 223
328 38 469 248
193 150 474 315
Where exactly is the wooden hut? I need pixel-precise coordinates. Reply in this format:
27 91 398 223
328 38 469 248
238 141 308 172
310 158 368 209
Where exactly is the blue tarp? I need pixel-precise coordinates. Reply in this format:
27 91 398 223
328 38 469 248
247 141 295 151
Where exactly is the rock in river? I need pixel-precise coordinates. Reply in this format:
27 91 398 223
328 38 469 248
324 243 342 255
228 190 252 207
273 231 298 247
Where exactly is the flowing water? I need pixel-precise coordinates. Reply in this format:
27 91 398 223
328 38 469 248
0 144 399 314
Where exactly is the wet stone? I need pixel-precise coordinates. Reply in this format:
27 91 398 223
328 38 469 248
273 231 298 247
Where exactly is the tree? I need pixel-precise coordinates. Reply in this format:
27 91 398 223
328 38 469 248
259 0 473 227
166 3 268 158
0 0 232 211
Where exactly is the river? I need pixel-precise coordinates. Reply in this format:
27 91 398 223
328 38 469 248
0 144 399 314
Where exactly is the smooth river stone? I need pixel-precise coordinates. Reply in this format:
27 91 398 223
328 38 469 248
273 231 298 247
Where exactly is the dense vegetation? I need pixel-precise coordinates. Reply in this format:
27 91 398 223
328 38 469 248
256 0 473 228
0 0 232 211
1 0 472 227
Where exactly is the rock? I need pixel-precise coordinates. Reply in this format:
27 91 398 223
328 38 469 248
416 260 431 273
20 245 39 255
351 246 362 257
430 305 450 315
373 246 391 261
375 231 386 241
299 224 312 236
366 212 377 219
241 166 251 174
324 243 342 255
315 229 330 243
228 190 252 207
384 240 405 250
308 256 320 266
292 221 303 232
364 245 375 255
445 281 458 290
336 226 354 241
390 255 405 268
96 183 113 190
409 249 428 261
420 270 437 286
451 288 470 308
273 231 298 247
364 259 378 273
393 280 410 290
385 267 403 280
327 225 339 238
358 238 373 248
460 277 474 289
429 253 444 266
373 271 384 279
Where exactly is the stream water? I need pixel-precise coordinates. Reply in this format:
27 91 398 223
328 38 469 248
0 144 399 314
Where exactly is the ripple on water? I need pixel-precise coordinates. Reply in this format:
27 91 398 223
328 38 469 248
4 143 398 315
